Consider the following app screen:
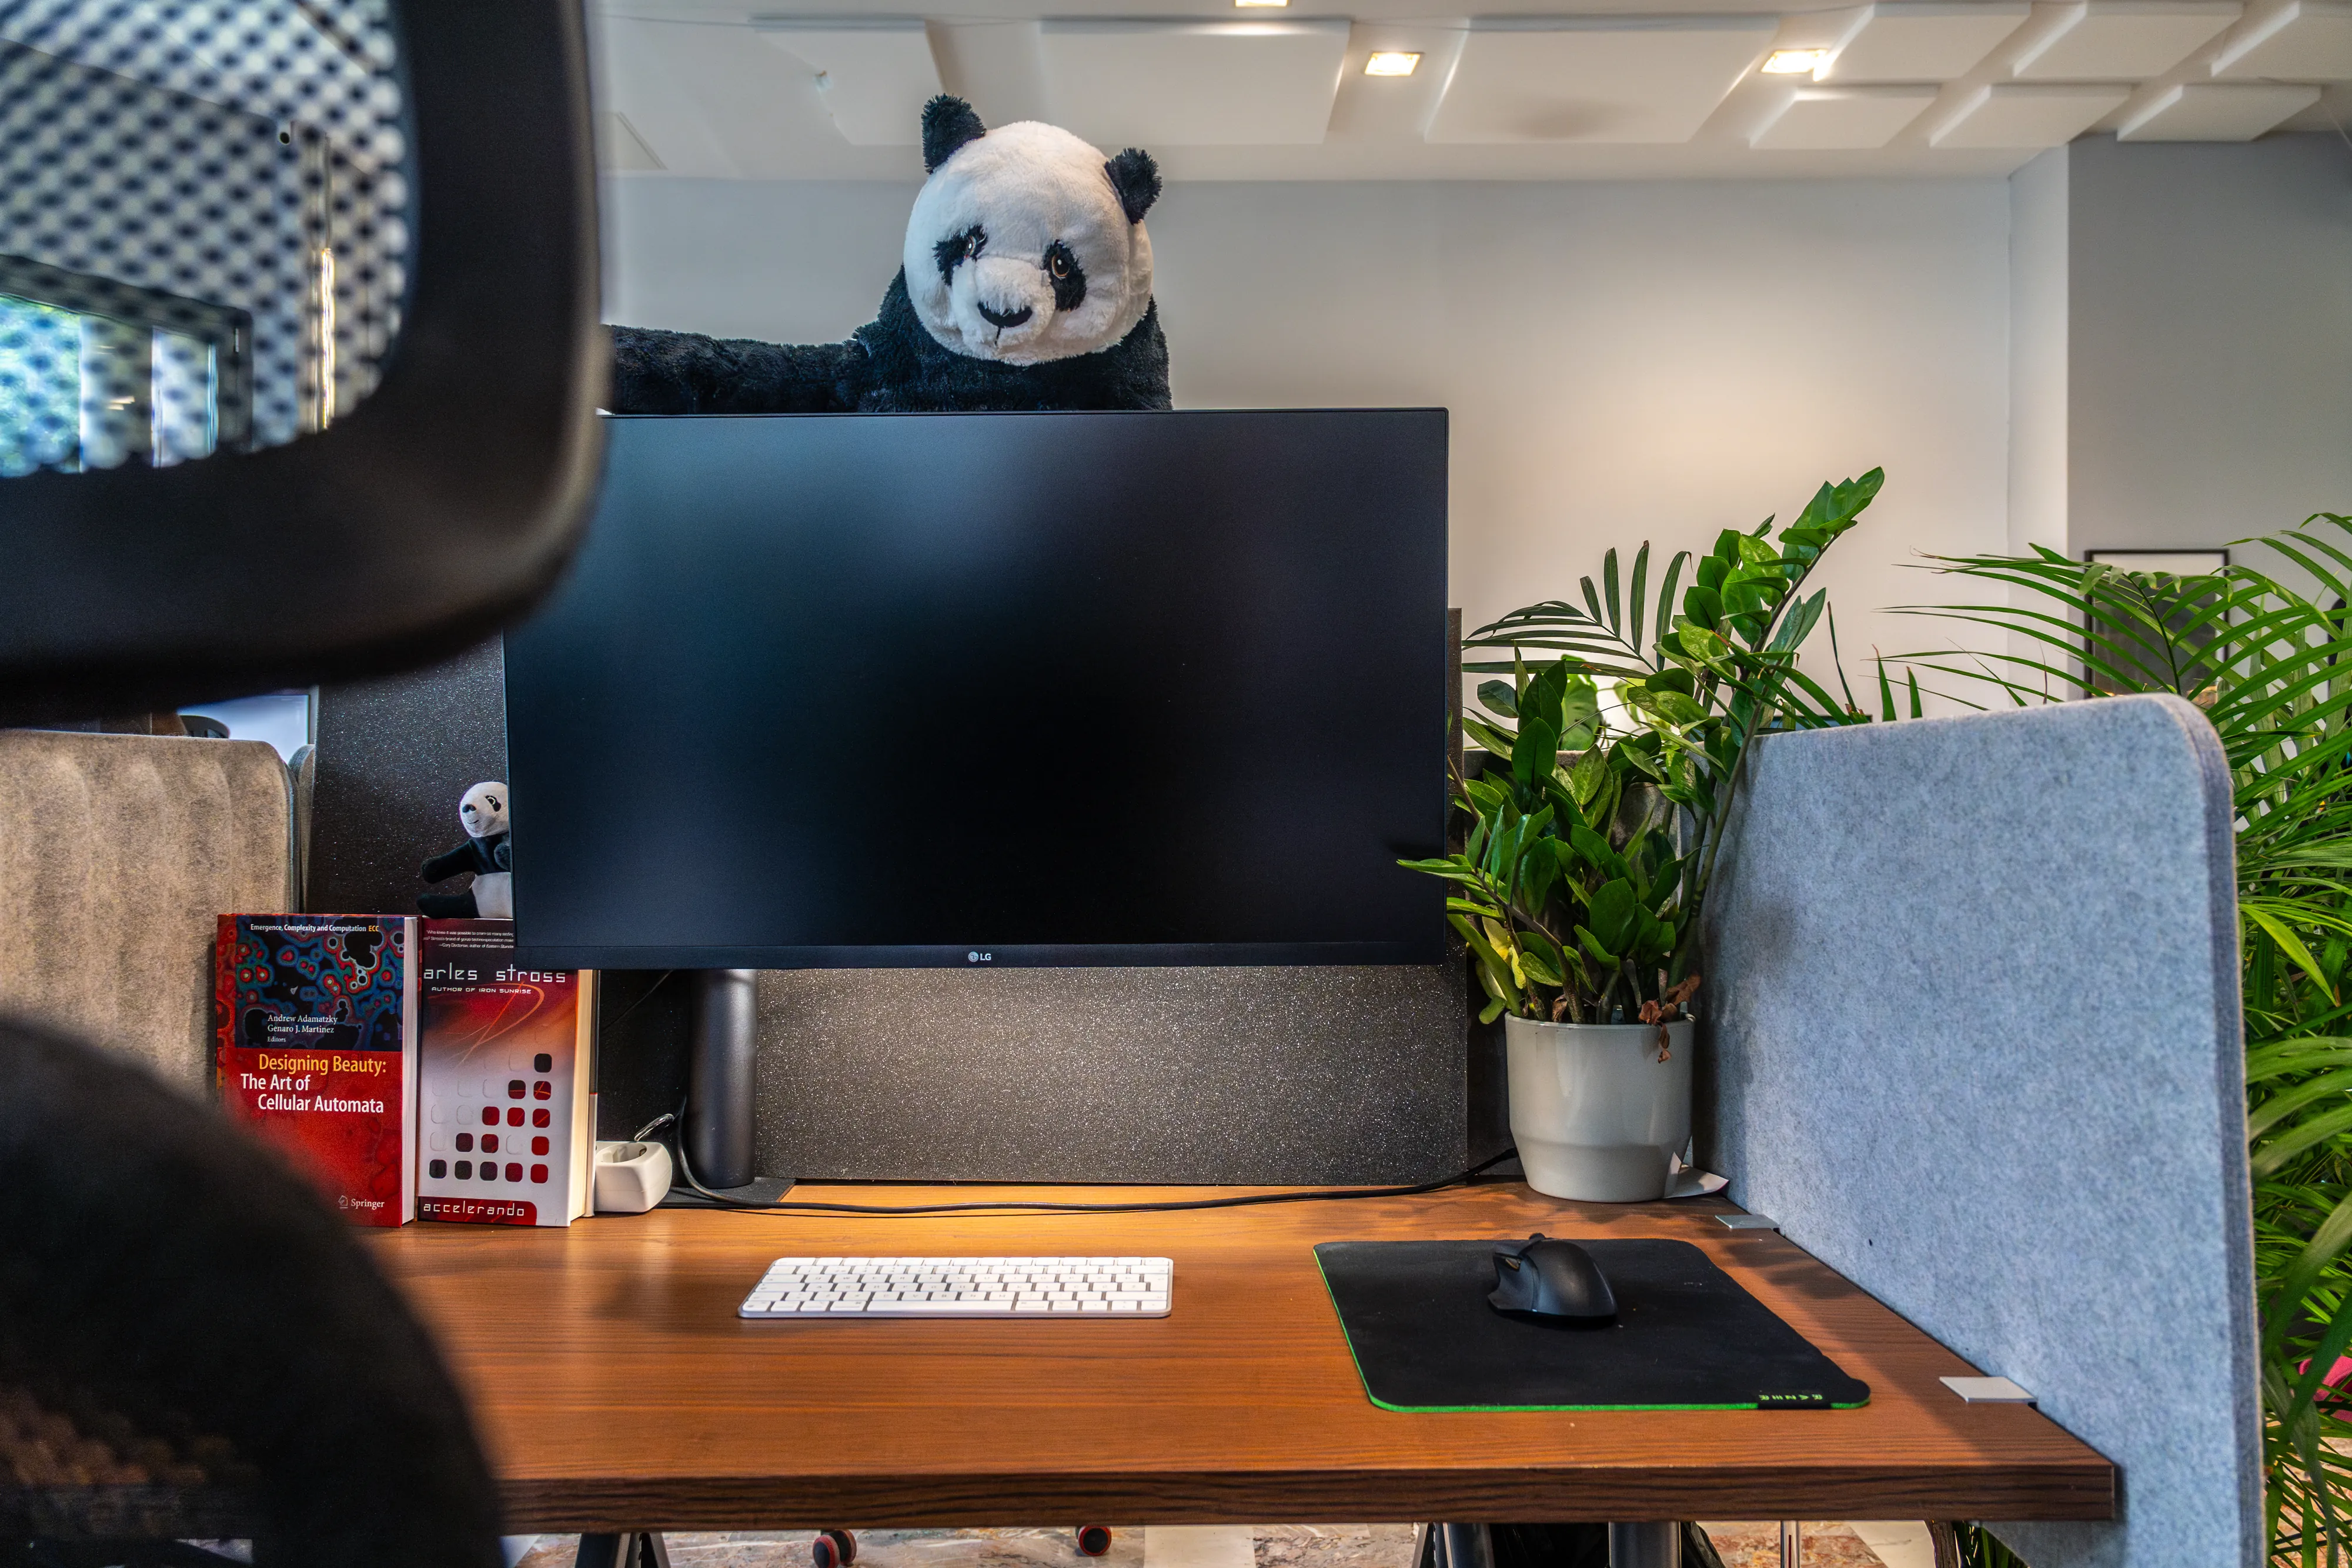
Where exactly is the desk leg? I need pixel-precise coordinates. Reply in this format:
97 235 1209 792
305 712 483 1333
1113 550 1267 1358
574 1533 671 1568
1605 1523 1679 1568
1437 1524 1494 1568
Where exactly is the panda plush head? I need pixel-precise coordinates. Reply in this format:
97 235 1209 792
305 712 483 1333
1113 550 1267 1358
457 781 508 842
904 96 1161 367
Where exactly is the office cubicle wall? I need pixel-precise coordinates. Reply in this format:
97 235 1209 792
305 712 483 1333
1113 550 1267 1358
1703 695 2256 1567
312 641 1474 1183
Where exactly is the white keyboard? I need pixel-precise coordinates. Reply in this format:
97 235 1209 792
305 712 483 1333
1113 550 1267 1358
738 1255 1173 1318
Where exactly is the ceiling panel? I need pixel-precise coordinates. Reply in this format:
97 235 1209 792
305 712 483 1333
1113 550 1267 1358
590 12 918 178
1750 84 1939 146
1929 81 2129 143
1038 20 1350 146
596 110 667 170
1323 24 1469 141
1426 15 1775 143
1820 2 2032 82
757 22 943 146
2116 78 2320 133
2012 1 2240 79
2211 0 2352 77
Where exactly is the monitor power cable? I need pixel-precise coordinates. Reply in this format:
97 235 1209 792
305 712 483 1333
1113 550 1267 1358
631 1108 1522 1216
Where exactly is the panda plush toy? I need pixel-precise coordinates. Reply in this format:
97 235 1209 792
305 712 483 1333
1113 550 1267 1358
607 96 1168 414
417 781 512 920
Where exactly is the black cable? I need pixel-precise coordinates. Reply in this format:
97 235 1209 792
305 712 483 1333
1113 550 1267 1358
659 1108 1521 1216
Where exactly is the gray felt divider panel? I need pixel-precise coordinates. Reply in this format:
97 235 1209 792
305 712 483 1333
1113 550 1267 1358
1700 695 2256 1568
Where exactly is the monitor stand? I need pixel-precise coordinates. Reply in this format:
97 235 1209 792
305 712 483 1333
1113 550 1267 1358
657 968 797 1207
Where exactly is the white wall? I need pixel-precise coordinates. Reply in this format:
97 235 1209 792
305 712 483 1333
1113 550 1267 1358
2010 146 2070 560
603 175 2015 693
2066 133 2352 558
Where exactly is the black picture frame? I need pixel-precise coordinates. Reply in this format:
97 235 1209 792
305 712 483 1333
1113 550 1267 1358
0 0 606 723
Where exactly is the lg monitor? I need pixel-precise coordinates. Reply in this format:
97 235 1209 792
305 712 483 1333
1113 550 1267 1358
503 408 1449 971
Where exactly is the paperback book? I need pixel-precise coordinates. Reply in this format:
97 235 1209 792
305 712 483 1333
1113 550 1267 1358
416 920 596 1226
213 914 417 1226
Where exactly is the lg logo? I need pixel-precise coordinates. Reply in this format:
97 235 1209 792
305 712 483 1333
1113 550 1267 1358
967 951 993 963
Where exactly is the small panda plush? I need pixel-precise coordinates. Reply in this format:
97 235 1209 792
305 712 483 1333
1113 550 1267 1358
418 781 512 920
607 96 1168 414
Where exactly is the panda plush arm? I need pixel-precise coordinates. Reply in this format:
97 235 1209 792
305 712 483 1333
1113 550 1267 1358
419 838 493 884
608 325 868 414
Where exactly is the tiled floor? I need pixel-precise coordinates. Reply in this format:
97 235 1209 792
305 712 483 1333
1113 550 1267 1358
511 1521 1928 1568
1697 1521 1931 1566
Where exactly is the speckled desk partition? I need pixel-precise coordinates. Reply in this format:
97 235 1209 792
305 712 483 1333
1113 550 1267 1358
312 641 1475 1183
1702 695 2256 1567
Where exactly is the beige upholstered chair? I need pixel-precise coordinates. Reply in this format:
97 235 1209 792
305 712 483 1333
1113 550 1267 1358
0 730 305 1094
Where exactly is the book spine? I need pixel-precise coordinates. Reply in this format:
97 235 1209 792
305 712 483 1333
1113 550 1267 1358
402 916 419 1224
571 972 598 1220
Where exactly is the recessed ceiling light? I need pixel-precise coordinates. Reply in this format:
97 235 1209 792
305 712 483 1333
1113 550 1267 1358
1232 0 1290 9
1364 51 1421 76
1762 48 1833 76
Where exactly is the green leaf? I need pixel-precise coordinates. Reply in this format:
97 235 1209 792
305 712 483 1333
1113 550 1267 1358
1559 673 1602 749
1586 877 1639 954
1570 822 1628 882
2248 902 2340 1004
1568 743 1609 808
1628 543 1651 655
1676 622 1730 670
1514 717 1561 789
1519 838 1563 911
1683 584 1723 630
1652 690 1709 728
1462 714 1516 762
1476 680 1519 720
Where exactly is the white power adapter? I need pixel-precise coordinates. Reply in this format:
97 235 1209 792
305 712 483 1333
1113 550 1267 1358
592 1139 673 1214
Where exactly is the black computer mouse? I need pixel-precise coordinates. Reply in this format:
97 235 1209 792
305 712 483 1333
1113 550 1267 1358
1488 1233 1617 1325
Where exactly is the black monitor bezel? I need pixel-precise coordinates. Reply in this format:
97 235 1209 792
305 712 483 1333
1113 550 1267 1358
505 406 1453 974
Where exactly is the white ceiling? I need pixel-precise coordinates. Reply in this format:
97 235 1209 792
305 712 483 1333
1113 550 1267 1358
589 0 2352 179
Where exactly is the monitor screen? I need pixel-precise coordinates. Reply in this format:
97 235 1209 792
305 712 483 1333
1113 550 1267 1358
504 409 1449 969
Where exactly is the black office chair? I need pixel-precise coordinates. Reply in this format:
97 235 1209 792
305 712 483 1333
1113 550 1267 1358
0 1018 502 1566
0 0 604 1562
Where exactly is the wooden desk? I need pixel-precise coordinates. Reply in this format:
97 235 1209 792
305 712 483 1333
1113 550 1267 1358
370 1182 2114 1535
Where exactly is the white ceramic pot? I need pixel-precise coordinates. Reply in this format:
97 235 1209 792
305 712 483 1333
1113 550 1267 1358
1505 1014 1694 1202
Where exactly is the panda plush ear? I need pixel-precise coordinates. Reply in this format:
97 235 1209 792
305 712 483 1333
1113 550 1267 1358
922 95 988 173
1104 147 1161 224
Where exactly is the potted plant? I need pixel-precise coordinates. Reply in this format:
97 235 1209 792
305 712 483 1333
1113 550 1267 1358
1402 470 1885 1201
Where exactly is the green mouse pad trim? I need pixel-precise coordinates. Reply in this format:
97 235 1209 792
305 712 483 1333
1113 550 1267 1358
1314 1238 1870 1413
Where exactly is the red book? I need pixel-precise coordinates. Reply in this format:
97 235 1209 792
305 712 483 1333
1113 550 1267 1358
213 914 417 1225
415 920 596 1227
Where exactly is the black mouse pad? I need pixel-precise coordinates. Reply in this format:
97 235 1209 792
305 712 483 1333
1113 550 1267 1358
1314 1238 1870 1412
